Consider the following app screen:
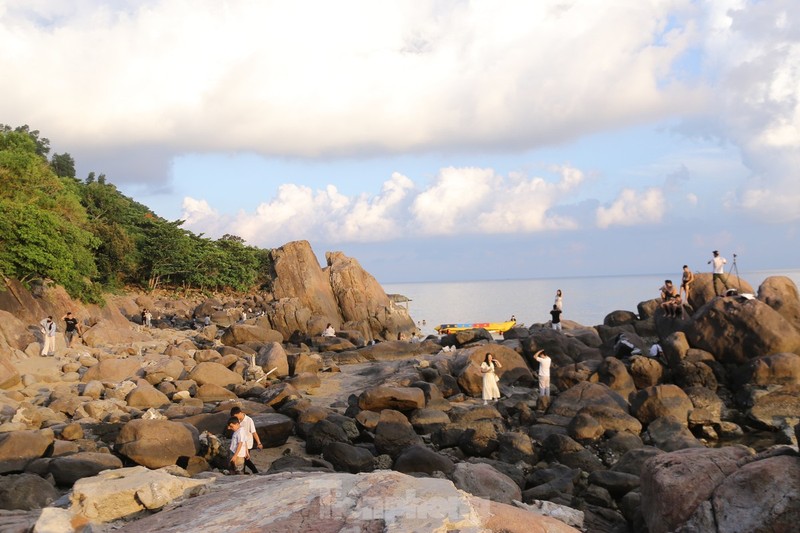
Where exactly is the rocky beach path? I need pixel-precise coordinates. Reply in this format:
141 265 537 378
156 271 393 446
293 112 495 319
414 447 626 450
1 260 799 531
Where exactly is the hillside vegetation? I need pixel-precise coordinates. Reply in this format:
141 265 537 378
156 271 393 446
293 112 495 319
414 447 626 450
0 124 272 301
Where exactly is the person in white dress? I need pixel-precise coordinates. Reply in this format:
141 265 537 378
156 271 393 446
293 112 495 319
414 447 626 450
554 289 563 311
480 353 502 404
322 323 336 337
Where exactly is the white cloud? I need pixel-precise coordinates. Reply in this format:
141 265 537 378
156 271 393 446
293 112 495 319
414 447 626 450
183 165 587 244
699 0 800 221
596 188 666 229
0 0 701 160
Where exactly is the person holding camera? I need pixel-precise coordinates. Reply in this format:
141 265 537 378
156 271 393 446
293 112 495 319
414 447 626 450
708 251 730 296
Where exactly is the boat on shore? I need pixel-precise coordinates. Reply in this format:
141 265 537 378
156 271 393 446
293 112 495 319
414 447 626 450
434 320 517 334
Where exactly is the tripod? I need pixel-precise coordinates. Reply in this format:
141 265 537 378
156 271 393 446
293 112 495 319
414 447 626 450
725 253 743 294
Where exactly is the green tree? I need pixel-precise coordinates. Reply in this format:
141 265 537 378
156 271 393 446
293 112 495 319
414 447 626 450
50 152 76 178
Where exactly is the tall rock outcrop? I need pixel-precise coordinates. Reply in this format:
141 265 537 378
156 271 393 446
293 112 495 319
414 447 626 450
266 241 415 341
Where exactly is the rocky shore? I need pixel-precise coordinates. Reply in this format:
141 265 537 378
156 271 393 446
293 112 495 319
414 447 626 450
1 242 799 532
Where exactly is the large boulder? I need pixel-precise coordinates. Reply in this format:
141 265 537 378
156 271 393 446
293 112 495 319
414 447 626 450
115 419 200 469
220 324 283 346
70 466 212 523
688 272 754 310
49 452 123 487
250 413 295 448
640 446 751 533
757 276 800 331
81 357 143 383
393 445 455 475
748 384 800 429
452 345 534 397
711 454 800 533
358 386 425 412
187 362 243 388
451 462 522 505
749 352 800 386
0 429 54 473
374 409 422 458
126 379 171 409
0 473 59 510
322 442 375 474
81 319 149 347
326 251 417 341
630 385 693 426
685 297 800 364
256 342 290 377
111 470 580 532
549 382 629 419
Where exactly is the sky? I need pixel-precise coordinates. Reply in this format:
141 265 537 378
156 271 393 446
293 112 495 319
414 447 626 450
1 1 799 283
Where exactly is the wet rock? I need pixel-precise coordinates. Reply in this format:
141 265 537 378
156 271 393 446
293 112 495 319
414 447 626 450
393 444 455 475
0 473 58 510
451 462 522 505
374 409 422 459
306 419 350 455
322 441 375 474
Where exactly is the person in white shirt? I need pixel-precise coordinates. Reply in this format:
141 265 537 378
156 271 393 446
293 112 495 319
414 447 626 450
322 323 336 337
708 250 730 296
231 406 262 474
40 316 57 356
227 417 249 474
533 350 552 398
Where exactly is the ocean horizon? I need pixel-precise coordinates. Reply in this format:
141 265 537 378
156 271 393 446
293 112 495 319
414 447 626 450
383 269 800 337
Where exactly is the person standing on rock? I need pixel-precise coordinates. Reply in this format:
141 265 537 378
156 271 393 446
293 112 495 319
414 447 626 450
554 289 563 311
62 312 82 348
144 309 152 328
534 350 552 402
708 250 730 296
226 417 249 475
680 265 694 304
480 353 502 405
39 316 57 356
230 406 262 474
550 304 562 331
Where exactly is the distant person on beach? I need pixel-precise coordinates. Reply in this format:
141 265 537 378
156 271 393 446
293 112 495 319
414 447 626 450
144 309 152 328
550 305 562 331
39 316 57 356
533 350 551 399
659 280 681 318
680 265 694 303
554 289 563 311
708 250 730 296
510 314 516 322
480 353 502 404
649 343 664 359
62 312 82 348
322 323 336 337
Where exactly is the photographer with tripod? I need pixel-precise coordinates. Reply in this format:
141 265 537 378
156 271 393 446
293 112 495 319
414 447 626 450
708 250 731 296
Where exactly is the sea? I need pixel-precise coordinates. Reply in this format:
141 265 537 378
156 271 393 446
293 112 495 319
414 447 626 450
383 269 800 337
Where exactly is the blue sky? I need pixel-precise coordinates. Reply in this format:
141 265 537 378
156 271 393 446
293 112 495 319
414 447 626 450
1 1 798 283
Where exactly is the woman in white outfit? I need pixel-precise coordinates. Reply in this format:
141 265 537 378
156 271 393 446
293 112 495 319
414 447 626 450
480 353 502 404
554 289 563 311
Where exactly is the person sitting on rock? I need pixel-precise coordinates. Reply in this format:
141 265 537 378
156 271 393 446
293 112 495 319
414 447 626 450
322 323 336 337
659 280 681 318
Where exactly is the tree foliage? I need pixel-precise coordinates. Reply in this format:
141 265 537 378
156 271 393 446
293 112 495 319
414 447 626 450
0 126 273 300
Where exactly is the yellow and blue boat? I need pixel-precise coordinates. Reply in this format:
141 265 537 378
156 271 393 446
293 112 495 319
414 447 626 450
435 320 517 335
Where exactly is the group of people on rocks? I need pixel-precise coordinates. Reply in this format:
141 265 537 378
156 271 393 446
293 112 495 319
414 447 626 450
659 250 733 318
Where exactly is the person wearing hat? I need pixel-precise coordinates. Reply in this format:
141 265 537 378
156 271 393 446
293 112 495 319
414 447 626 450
708 250 730 296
